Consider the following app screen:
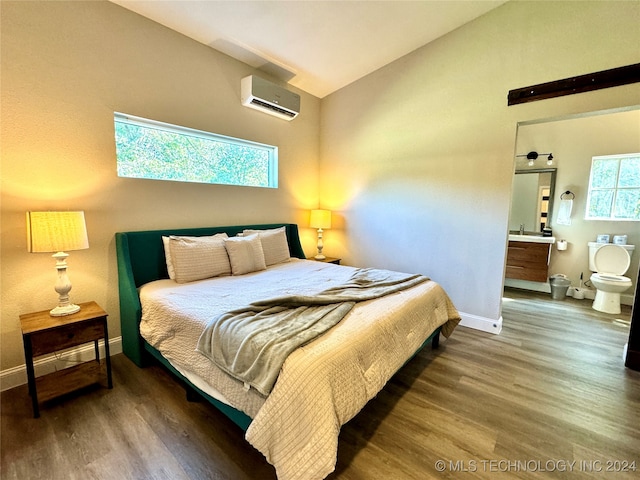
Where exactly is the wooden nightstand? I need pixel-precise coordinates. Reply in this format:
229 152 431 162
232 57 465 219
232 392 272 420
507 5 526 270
20 301 112 418
307 257 341 265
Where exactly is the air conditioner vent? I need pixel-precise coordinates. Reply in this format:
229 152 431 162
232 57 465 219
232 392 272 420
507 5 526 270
249 98 297 118
241 75 300 121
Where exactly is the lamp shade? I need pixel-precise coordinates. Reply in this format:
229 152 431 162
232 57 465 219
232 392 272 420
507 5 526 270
310 209 331 229
27 211 89 253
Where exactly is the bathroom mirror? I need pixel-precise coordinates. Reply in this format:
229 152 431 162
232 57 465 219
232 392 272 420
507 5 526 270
508 168 556 234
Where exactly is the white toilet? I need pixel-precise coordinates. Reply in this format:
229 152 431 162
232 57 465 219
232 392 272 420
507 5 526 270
588 242 635 314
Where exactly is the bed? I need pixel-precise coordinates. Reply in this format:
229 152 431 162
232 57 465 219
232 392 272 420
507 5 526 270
116 223 460 480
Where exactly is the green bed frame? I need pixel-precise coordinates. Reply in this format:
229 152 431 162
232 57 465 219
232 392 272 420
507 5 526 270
115 222 440 431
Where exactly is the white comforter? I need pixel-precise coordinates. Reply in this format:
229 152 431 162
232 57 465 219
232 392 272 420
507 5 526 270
140 259 460 480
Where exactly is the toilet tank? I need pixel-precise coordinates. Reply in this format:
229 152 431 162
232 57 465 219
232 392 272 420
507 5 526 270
588 242 635 271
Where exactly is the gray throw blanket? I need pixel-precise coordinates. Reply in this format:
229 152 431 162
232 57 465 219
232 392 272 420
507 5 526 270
196 268 428 396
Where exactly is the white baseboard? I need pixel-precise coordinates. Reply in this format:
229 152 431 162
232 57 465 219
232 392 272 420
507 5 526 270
459 311 502 334
0 336 122 392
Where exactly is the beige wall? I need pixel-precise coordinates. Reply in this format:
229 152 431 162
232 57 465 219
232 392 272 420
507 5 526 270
0 1 320 372
512 108 640 298
320 1 640 327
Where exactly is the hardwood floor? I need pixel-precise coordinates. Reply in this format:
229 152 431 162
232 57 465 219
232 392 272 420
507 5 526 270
2 289 638 479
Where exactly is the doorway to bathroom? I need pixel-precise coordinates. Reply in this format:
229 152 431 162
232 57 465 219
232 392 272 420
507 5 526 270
505 106 639 364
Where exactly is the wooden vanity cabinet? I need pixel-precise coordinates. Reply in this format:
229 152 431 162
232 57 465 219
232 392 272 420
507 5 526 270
505 241 552 282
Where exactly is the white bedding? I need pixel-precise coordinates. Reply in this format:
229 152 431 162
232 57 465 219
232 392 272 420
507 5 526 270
139 259 460 480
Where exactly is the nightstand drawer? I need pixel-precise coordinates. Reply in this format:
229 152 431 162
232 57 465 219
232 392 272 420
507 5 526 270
29 318 105 357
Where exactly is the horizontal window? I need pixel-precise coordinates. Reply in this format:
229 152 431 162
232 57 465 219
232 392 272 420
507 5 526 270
114 113 277 188
586 153 640 220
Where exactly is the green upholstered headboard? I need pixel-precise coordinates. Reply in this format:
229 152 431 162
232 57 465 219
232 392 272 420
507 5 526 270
115 223 306 367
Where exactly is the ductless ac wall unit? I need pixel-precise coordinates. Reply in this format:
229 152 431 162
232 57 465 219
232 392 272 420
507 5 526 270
241 75 300 121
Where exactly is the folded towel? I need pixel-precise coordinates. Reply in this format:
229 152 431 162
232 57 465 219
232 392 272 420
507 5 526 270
557 199 573 225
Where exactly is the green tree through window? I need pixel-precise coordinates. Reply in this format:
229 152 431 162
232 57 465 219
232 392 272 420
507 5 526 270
114 113 277 188
586 153 640 220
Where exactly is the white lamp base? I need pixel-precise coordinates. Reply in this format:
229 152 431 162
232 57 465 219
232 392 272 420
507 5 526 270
50 303 81 317
315 228 326 260
50 251 81 317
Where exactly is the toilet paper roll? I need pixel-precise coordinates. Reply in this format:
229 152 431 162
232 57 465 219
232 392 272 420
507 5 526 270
557 240 567 251
613 235 628 245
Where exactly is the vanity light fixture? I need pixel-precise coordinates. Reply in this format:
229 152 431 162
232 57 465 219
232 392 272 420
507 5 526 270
517 151 553 167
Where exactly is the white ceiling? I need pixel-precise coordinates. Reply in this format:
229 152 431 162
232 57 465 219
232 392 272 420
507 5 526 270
110 0 506 98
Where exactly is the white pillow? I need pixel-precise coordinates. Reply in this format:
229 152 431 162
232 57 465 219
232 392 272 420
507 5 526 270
162 236 176 279
243 227 290 266
163 233 228 279
224 234 267 275
167 234 231 283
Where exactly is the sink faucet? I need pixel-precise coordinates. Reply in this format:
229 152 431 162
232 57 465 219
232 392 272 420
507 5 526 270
520 224 525 235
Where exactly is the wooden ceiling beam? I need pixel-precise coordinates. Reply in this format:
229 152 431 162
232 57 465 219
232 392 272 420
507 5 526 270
508 63 640 106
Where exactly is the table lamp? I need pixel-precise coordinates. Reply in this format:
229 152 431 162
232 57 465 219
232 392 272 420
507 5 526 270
26 211 89 316
309 209 331 260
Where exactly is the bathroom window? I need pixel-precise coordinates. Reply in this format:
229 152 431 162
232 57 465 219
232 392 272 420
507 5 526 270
114 113 278 188
585 153 640 220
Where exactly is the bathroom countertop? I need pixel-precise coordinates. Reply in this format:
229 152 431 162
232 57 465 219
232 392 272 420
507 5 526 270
508 234 556 244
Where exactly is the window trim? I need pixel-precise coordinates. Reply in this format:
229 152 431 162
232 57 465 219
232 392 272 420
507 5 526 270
114 112 278 188
585 152 640 221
